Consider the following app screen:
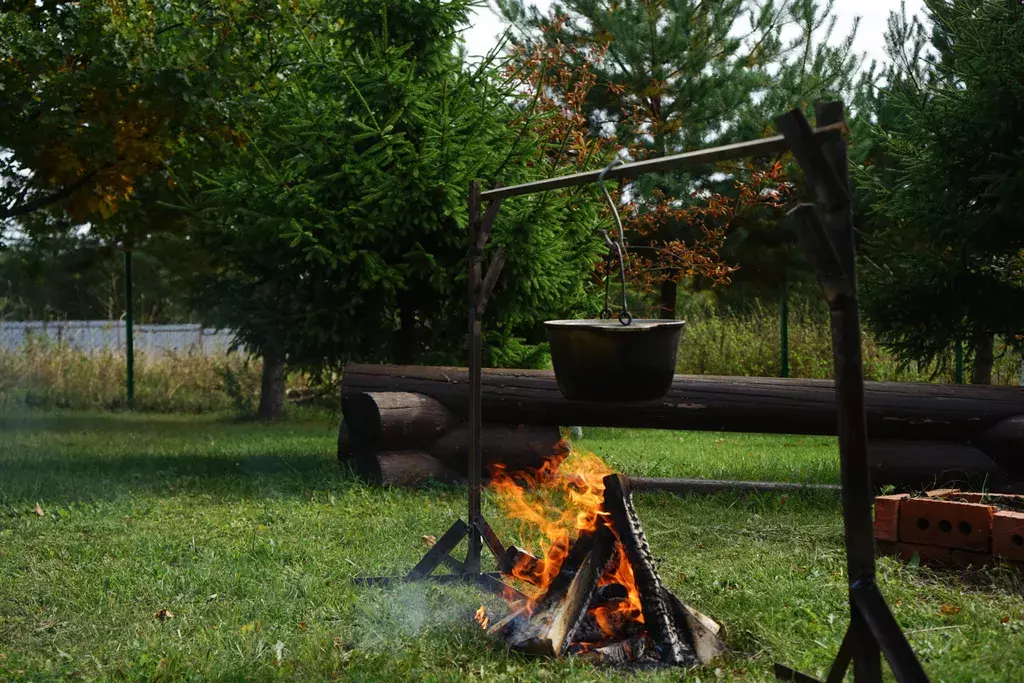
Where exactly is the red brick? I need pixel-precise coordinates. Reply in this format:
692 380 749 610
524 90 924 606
898 498 995 552
993 511 1024 562
874 494 910 542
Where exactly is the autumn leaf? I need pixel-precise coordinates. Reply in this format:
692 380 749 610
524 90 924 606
32 503 44 517
153 609 175 621
422 535 437 547
940 604 961 616
240 620 260 633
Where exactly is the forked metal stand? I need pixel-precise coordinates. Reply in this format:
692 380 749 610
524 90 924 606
355 100 930 683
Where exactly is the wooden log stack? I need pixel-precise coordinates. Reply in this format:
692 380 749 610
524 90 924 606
341 364 1024 491
339 391 570 487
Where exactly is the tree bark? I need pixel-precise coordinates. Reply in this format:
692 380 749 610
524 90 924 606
396 290 417 365
258 350 287 420
972 332 995 385
355 451 460 487
341 363 1024 443
428 423 568 475
659 278 678 319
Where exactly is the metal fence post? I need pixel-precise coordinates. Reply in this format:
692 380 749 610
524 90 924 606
124 250 135 404
780 277 790 378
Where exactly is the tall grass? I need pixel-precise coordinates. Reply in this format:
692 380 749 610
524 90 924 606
675 296 1022 385
2 308 1020 414
0 338 294 413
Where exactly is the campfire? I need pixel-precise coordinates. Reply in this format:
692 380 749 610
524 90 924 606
473 450 726 667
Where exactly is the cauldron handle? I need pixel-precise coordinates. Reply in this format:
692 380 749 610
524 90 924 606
597 159 632 326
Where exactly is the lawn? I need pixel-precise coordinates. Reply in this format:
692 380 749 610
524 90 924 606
1 410 1022 682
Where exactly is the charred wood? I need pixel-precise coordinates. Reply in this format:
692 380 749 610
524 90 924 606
508 526 616 658
602 474 694 666
662 589 727 664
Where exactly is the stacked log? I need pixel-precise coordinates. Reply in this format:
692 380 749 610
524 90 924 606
339 391 569 487
342 364 1024 490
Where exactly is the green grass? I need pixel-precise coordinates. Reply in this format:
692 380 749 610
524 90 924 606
1 411 1022 681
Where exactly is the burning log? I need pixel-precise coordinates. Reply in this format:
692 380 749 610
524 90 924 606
578 636 648 665
601 473 695 666
429 424 570 476
355 451 461 487
507 525 618 658
505 528 610 655
663 588 727 664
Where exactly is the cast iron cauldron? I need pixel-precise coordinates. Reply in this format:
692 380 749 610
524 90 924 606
544 319 685 402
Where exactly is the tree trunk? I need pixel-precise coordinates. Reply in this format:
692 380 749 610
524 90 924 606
659 278 677 319
396 291 417 365
259 350 286 420
971 332 995 385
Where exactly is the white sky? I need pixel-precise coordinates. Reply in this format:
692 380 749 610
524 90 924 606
462 0 926 69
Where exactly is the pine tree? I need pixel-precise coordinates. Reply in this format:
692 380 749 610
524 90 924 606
497 0 865 315
858 0 1024 383
180 0 614 416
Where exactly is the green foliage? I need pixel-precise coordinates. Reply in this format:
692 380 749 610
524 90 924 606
673 294 1022 384
0 0 283 232
498 0 869 304
858 0 1024 375
183 0 609 368
0 232 192 322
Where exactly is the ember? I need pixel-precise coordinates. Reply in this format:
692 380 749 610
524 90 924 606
480 449 725 667
474 605 490 630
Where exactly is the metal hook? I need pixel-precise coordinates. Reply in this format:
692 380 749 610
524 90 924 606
597 158 631 326
598 158 627 253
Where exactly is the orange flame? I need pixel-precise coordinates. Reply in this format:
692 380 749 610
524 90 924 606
487 447 644 638
474 605 489 630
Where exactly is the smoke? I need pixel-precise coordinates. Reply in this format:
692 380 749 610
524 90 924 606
345 581 492 652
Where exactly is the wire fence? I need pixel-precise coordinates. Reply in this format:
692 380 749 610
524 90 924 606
0 321 237 357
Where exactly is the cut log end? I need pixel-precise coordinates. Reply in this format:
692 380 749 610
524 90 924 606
342 391 458 454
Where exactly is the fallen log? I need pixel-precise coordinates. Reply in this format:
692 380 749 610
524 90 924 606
977 416 1024 478
342 391 458 454
429 423 569 475
601 473 693 666
629 477 840 496
341 364 1024 446
354 451 461 487
867 440 1019 491
337 420 351 461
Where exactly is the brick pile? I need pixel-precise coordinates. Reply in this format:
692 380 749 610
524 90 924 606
874 489 1024 569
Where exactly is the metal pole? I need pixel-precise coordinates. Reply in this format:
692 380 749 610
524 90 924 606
780 277 790 378
124 249 135 404
466 182 483 574
814 101 882 683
